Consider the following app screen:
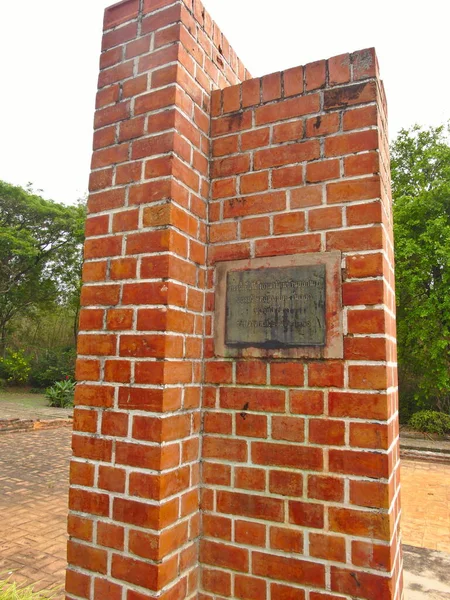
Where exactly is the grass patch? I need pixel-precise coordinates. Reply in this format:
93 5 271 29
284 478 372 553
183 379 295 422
0 577 61 599
0 389 47 407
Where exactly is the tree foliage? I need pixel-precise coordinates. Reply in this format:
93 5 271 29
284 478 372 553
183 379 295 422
0 181 85 354
391 123 450 418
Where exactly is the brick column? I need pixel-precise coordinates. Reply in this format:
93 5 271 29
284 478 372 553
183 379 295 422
67 1 403 598
202 51 402 600
66 1 248 599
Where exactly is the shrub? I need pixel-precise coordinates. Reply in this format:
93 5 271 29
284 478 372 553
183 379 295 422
29 348 76 389
409 410 450 435
45 379 75 408
0 349 31 385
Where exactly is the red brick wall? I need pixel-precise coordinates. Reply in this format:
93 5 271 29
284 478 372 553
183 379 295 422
67 0 403 598
202 51 402 600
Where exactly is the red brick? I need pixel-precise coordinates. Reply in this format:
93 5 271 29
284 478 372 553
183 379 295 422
241 128 270 151
236 361 267 385
98 466 126 493
324 80 377 110
346 253 384 278
81 284 120 307
331 567 393 600
273 212 305 235
255 95 320 125
254 141 320 170
235 574 267 600
75 383 115 406
290 390 324 415
72 435 112 462
269 470 303 497
352 540 394 571
75 360 100 382
253 442 322 470
308 475 344 502
347 200 382 225
329 449 388 478
222 85 240 113
272 416 305 442
212 134 239 157
94 579 122 600
306 113 340 138
262 72 281 102
347 309 386 334
325 130 378 157
211 154 251 178
240 171 269 194
273 120 303 144
283 66 303 97
202 568 231 596
253 552 325 588
329 391 389 420
203 437 247 462
309 206 342 230
350 480 391 509
101 409 129 435
255 233 321 258
79 309 104 331
270 362 304 386
272 583 306 600
204 361 233 384
202 514 232 541
106 308 133 330
329 53 351 85
309 419 345 446
289 500 324 528
304 59 326 89
241 216 271 239
291 185 322 208
345 151 379 176
235 467 266 491
349 365 388 390
223 191 286 219
310 533 346 562
211 112 252 136
217 490 283 522
342 280 384 306
220 387 285 413
307 159 340 183
200 540 249 572
66 569 90 599
343 105 377 131
270 527 303 553
236 413 268 438
97 522 124 550
344 337 387 361
353 48 378 80
327 176 380 204
309 361 344 387
67 541 107 575
241 78 261 108
235 520 266 547
272 165 304 188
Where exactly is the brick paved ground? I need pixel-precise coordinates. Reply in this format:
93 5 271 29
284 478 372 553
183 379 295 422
0 428 448 596
0 428 71 596
401 459 450 553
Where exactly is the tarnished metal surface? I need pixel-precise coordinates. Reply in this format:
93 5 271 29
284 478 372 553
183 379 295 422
225 265 326 348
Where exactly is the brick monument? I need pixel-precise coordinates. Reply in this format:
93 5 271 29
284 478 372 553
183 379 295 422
66 0 403 598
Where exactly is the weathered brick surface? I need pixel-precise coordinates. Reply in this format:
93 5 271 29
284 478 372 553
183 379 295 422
68 0 402 598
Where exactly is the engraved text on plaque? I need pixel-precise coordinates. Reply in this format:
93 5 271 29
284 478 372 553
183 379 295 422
225 265 326 348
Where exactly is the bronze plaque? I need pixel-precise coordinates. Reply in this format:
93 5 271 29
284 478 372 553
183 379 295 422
225 265 326 348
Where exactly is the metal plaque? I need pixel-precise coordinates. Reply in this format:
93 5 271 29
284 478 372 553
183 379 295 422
225 265 326 348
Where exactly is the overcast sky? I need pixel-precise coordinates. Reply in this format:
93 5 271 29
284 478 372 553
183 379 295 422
0 0 448 205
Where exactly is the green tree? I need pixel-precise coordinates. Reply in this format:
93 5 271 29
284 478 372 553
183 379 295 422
391 123 450 419
0 181 85 355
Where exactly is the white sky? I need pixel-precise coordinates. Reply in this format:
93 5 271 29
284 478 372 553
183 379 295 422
0 0 448 206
